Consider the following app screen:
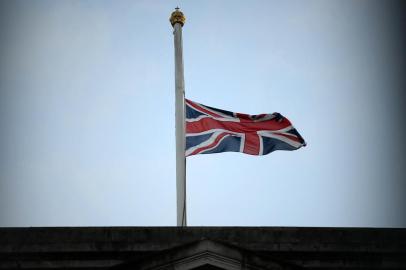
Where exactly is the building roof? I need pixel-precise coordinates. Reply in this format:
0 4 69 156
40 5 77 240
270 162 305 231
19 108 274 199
1 227 405 269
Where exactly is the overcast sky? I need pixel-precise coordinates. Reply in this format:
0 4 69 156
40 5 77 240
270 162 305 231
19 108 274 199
0 0 405 227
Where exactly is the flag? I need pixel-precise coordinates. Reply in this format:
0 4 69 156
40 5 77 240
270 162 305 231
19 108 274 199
185 99 306 157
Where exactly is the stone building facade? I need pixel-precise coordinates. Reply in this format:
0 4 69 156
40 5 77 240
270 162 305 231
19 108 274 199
1 227 405 269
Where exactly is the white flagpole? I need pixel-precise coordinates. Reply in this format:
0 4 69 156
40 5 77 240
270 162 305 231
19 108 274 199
170 8 187 227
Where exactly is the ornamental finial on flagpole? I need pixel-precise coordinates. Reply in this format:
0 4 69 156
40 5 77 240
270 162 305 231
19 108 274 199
170 7 186 27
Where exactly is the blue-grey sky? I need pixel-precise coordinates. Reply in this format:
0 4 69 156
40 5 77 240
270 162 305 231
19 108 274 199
0 0 405 227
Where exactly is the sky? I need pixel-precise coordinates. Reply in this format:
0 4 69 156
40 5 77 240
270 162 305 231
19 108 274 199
0 0 405 227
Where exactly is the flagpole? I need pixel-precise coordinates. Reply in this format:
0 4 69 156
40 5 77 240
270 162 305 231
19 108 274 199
170 8 187 227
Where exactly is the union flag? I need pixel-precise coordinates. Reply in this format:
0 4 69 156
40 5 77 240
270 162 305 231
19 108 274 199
185 99 306 157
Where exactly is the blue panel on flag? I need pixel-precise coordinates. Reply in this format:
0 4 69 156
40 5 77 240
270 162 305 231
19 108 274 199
186 133 213 150
204 105 234 117
261 137 297 155
200 135 241 155
186 105 206 119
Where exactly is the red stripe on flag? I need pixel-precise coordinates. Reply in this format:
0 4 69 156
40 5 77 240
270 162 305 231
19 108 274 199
186 117 291 134
243 133 260 155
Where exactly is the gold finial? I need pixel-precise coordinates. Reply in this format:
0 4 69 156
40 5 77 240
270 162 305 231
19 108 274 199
170 7 186 27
